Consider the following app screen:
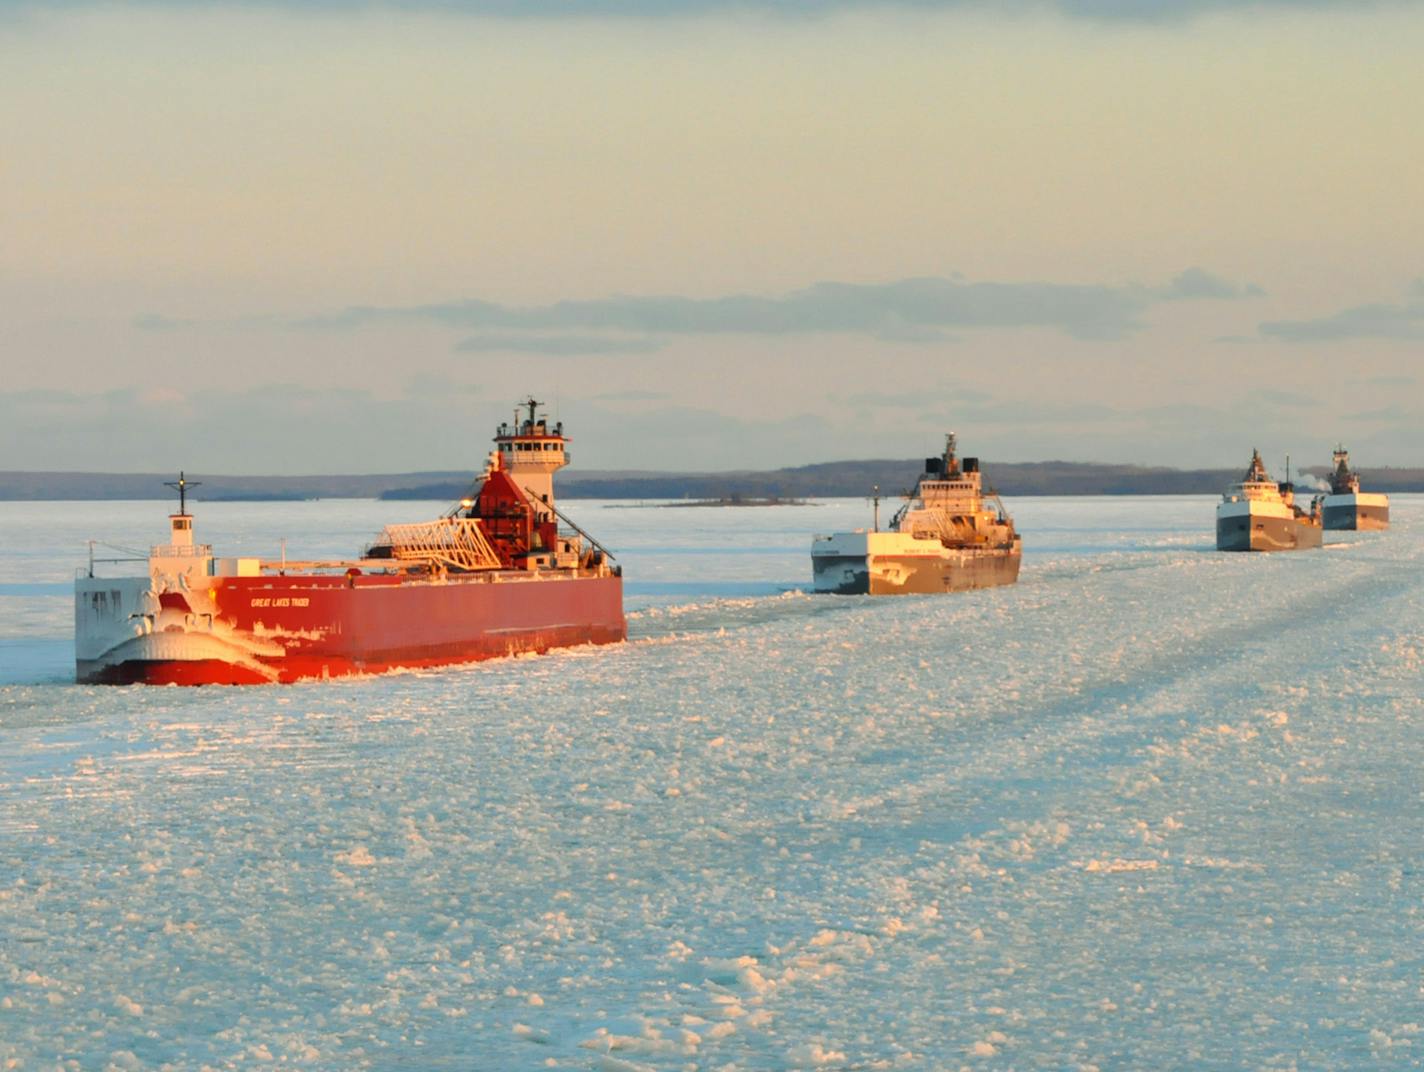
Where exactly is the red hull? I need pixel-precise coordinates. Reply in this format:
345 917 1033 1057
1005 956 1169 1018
77 572 625 686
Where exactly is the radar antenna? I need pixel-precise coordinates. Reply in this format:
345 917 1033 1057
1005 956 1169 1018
164 471 200 516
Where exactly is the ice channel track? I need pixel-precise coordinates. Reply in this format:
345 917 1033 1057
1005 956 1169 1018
625 535 1411 861
623 538 1334 645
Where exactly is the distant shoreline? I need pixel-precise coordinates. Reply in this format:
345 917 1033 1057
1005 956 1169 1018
609 496 817 509
2 460 1421 502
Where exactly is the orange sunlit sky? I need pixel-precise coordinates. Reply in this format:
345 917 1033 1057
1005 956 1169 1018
3 0 1422 473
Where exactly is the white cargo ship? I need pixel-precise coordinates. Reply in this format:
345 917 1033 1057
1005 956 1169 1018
811 434 1021 595
1321 446 1389 530
1215 450 1322 552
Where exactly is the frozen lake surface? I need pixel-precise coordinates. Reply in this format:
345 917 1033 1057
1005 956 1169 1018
2 496 1421 1069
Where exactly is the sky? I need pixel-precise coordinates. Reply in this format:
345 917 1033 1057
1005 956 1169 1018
2 0 1422 474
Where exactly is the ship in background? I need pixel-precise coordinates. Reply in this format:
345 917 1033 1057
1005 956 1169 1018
75 400 625 685
1215 449 1322 552
1321 446 1390 530
811 434 1021 595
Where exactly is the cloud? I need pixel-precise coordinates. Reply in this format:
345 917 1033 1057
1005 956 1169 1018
1263 304 1424 342
454 333 665 356
1159 267 1265 301
1260 282 1424 342
299 270 1258 345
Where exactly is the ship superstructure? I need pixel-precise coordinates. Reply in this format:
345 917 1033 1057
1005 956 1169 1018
1320 446 1389 531
811 434 1021 595
1215 449 1322 552
75 401 625 685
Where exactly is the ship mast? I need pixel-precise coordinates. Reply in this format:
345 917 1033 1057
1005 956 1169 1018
944 432 960 476
162 471 201 549
149 471 212 559
164 471 200 516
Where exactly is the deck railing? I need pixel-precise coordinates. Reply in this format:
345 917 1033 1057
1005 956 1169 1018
150 543 213 558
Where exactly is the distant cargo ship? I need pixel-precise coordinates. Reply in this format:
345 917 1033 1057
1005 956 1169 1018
1321 446 1389 531
75 401 625 685
1215 450 1322 552
811 434 1021 595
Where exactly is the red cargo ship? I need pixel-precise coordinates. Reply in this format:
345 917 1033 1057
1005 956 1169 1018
75 401 625 685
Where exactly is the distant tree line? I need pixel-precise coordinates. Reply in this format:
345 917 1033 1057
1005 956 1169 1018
4 462 1423 502
385 461 1424 500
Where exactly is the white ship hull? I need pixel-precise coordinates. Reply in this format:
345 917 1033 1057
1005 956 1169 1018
811 531 1021 595
1215 500 1321 552
1321 492 1389 531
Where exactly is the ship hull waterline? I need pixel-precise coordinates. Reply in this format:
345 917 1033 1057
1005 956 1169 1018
1215 515 1323 553
76 625 625 686
813 549 1021 596
1322 503 1390 531
76 572 625 686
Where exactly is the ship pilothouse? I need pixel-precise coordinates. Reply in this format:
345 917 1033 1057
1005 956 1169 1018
494 398 569 509
467 397 612 572
890 433 1001 538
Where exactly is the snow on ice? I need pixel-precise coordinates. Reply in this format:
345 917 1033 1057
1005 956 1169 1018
0 496 1421 1068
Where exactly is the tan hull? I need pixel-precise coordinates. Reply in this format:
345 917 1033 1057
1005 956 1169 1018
866 548 1021 595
